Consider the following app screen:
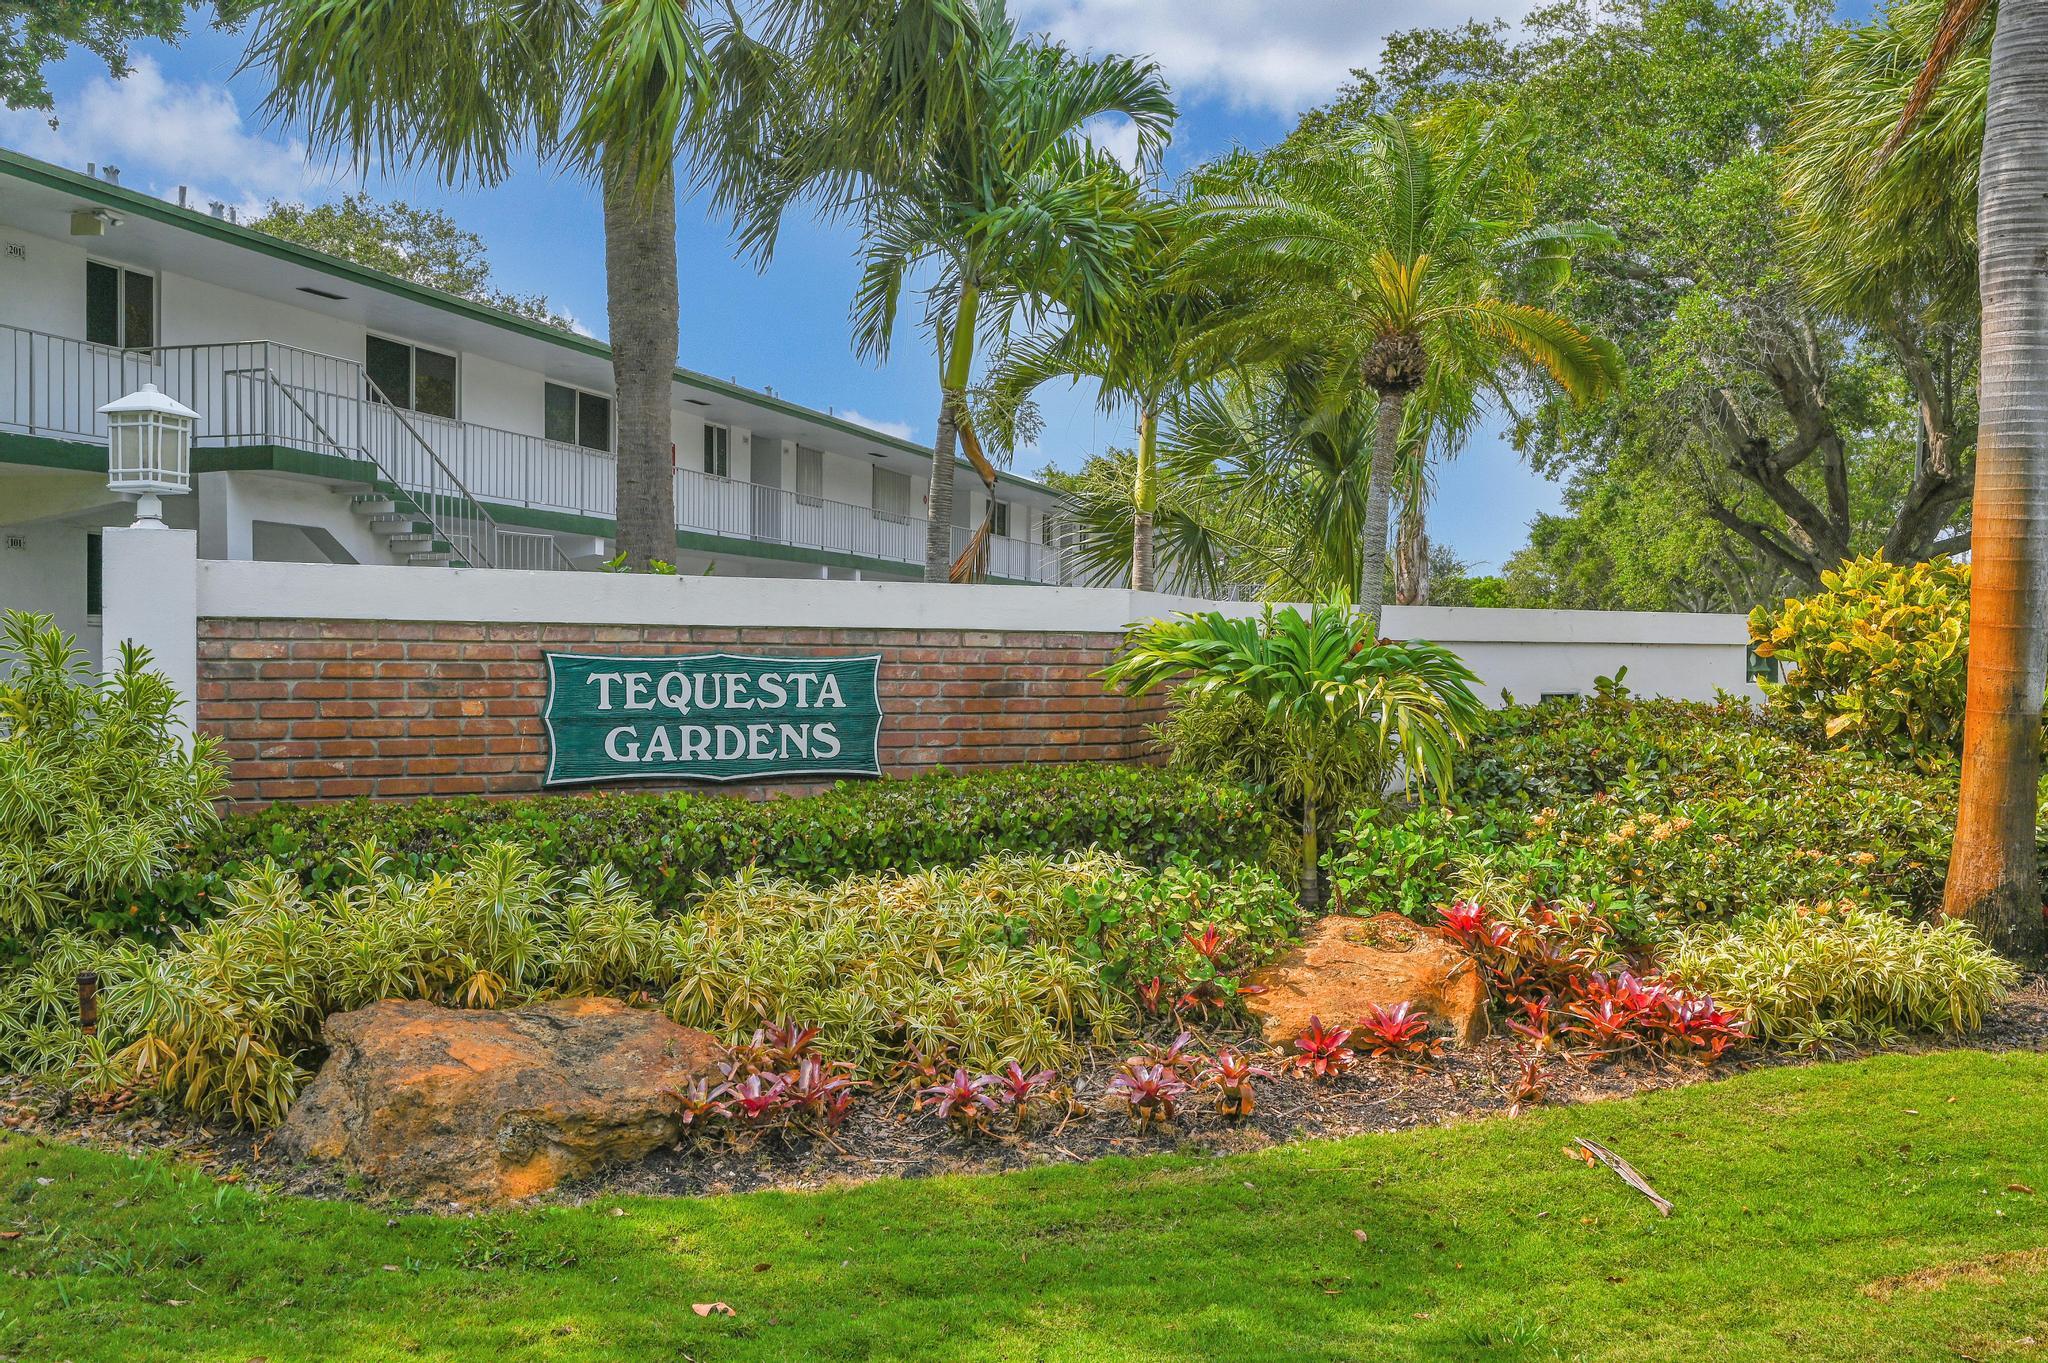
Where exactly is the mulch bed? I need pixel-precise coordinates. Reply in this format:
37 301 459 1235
6 982 2046 1209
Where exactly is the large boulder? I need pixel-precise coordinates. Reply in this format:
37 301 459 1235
1244 913 1490 1047
277 996 722 1205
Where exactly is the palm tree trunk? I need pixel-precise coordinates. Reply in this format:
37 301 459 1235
1131 407 1159 591
1394 493 1430 605
1357 387 1406 629
1944 0 2048 962
926 285 981 583
926 398 960 582
603 158 680 570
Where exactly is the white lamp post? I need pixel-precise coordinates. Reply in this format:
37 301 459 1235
99 383 199 527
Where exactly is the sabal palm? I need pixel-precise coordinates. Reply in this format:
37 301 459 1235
1884 0 2048 960
1186 112 1620 627
1103 605 1483 903
241 0 979 570
987 196 1227 590
815 1 1175 581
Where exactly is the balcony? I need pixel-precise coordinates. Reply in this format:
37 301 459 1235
0 325 1065 583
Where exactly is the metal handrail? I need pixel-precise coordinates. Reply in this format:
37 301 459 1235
1 324 1067 581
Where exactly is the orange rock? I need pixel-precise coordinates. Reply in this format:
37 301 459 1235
277 997 722 1205
1244 913 1490 1047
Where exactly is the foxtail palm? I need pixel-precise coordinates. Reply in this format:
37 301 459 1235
987 196 1228 590
787 2 1174 581
1888 0 2048 959
1186 112 1620 628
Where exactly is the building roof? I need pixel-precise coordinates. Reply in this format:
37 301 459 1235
0 147 1056 496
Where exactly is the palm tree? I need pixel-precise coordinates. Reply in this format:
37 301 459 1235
986 196 1231 590
753 1 1174 582
1185 112 1620 628
242 0 981 570
1886 0 2048 959
1103 604 1484 904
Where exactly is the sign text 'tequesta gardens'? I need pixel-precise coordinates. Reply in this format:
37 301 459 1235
542 652 883 784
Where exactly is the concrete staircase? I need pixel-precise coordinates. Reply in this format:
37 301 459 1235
347 491 464 566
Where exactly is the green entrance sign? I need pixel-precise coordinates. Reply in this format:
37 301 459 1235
542 652 883 785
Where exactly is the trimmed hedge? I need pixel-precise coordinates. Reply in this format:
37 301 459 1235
132 766 1284 932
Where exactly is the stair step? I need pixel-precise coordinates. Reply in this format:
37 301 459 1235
408 549 457 565
350 495 396 516
371 517 429 536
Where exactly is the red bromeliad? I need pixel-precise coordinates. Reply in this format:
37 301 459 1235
1197 1046 1272 1117
1107 1061 1189 1128
922 1069 1003 1134
1352 1002 1438 1060
1289 1016 1356 1080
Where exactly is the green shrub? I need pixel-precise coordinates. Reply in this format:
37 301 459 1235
1 844 1300 1126
0 611 227 938
0 843 667 1125
1324 696 1959 936
1105 605 1483 903
140 765 1284 932
1663 903 2017 1049
1060 856 1304 1010
1748 555 1972 770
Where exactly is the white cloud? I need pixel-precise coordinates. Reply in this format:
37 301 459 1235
0 57 334 216
1015 0 1527 116
838 409 917 442
1086 115 1143 172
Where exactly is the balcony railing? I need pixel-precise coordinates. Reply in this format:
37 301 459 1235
0 324 1065 583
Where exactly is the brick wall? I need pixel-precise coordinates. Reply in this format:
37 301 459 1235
196 619 1163 804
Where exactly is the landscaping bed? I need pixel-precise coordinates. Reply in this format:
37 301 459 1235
8 982 2044 1208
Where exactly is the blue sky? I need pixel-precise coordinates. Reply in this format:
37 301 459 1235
2 0 1563 571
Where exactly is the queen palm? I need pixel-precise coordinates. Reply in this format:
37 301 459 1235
778 1 1174 582
1879 0 2048 959
241 0 981 570
986 196 1229 590
1186 112 1620 628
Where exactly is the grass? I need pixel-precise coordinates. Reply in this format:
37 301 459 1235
3 1050 2047 1362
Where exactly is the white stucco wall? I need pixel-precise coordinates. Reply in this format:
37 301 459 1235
175 561 1762 705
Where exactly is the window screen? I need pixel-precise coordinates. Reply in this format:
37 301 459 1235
576 391 612 451
872 467 911 520
796 446 824 505
544 383 579 444
703 424 730 477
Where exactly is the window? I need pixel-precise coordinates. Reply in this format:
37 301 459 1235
872 467 912 521
795 446 825 506
85 533 103 618
85 261 154 349
990 499 1012 538
365 334 458 419
703 424 731 478
544 382 612 451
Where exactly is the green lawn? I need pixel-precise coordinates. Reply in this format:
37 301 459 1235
4 1051 2047 1362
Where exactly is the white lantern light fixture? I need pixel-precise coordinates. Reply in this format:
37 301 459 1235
99 383 199 527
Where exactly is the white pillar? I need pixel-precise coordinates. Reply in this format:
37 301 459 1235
196 472 252 560
101 524 200 738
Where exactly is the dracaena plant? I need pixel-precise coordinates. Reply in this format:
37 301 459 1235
0 611 227 938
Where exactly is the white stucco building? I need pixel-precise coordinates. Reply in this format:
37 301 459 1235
0 148 1069 654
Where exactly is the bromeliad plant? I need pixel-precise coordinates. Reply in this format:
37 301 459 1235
1352 1002 1439 1061
1436 900 1744 1063
1288 1016 1357 1080
1106 1060 1189 1129
1104 604 1484 905
1196 1046 1272 1117
922 1069 1005 1135
1065 858 1300 1017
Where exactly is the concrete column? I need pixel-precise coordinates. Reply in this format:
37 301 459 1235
101 523 200 738
196 472 253 560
